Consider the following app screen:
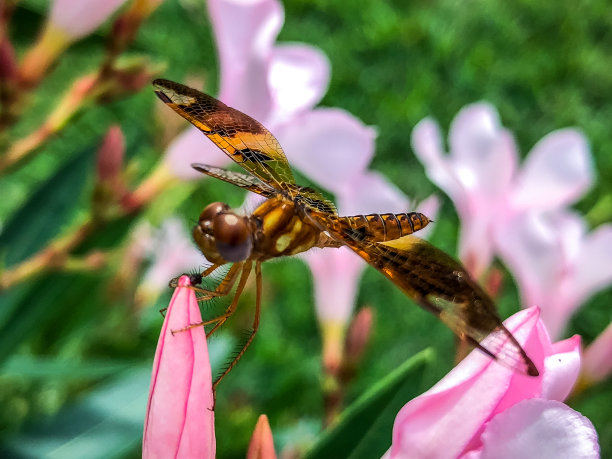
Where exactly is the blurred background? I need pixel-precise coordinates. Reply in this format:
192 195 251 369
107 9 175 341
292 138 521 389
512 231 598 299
1 0 611 457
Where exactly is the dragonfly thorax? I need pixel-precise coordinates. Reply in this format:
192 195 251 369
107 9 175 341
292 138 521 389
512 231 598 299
193 201 253 263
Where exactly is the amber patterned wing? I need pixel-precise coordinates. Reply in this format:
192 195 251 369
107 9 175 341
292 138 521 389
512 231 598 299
191 163 276 198
153 78 295 190
308 211 538 376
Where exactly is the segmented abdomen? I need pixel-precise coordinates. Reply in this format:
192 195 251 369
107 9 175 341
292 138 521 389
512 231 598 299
326 212 430 243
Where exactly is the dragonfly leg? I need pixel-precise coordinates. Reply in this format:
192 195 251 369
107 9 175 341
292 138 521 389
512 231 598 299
213 261 262 392
204 261 252 337
192 263 242 302
169 264 220 288
171 261 252 334
169 263 242 301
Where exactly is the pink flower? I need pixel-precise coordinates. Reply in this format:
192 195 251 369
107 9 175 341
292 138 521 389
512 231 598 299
143 275 215 458
163 0 373 187
385 307 599 458
496 209 612 339
412 103 593 278
50 0 128 41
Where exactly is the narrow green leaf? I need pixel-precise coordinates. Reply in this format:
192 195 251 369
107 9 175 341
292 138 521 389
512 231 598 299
0 367 150 459
306 349 434 459
0 355 135 380
0 147 93 267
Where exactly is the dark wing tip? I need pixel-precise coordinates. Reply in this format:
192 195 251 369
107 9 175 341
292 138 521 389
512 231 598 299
526 359 540 377
152 78 177 104
191 163 207 173
154 90 172 104
152 78 174 89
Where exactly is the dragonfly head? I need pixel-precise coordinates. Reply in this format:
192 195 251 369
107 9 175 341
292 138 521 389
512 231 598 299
193 202 253 263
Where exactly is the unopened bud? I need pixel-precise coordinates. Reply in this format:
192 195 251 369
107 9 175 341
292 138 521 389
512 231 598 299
96 125 125 182
246 414 277 459
484 266 503 298
345 306 374 365
0 38 17 82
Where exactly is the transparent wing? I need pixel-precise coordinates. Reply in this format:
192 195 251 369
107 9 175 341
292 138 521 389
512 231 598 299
191 163 276 198
308 210 538 376
154 79 295 190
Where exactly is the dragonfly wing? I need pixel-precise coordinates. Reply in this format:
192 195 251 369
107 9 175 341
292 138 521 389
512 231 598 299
308 210 538 377
192 163 276 198
154 79 295 190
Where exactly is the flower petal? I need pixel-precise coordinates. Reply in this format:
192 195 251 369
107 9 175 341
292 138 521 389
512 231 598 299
479 399 599 459
541 335 582 401
511 129 593 210
448 102 517 196
335 170 410 215
414 194 441 239
143 276 215 458
495 211 582 339
268 44 330 123
208 0 283 120
304 247 365 324
163 126 232 180
389 308 543 459
412 118 465 207
572 224 612 302
583 322 612 384
50 0 127 40
276 108 375 194
496 209 612 340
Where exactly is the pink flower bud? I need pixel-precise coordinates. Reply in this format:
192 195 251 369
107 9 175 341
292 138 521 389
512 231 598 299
96 125 125 183
246 414 277 459
143 275 215 458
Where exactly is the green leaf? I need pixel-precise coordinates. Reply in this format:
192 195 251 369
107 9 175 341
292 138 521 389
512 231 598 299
0 355 135 380
0 147 93 267
306 348 434 459
0 367 151 459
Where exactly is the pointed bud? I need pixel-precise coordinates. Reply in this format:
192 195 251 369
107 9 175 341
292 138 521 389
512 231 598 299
109 0 164 53
345 306 374 365
0 38 17 82
143 275 216 458
247 415 277 459
96 125 125 182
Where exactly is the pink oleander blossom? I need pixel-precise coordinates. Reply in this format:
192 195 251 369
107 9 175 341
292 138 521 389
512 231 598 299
384 307 599 459
163 0 359 183
50 0 128 40
412 103 593 278
496 209 612 339
143 275 215 458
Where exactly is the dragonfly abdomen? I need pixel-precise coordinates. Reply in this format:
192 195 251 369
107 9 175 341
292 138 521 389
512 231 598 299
329 212 430 242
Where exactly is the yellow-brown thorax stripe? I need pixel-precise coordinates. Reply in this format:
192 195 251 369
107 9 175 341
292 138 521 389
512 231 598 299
325 212 430 243
251 196 320 260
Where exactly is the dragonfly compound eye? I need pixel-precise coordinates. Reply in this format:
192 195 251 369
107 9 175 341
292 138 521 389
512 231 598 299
212 213 252 262
199 202 230 224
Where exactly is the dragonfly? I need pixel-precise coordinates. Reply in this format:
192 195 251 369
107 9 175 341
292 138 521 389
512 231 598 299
153 79 539 389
